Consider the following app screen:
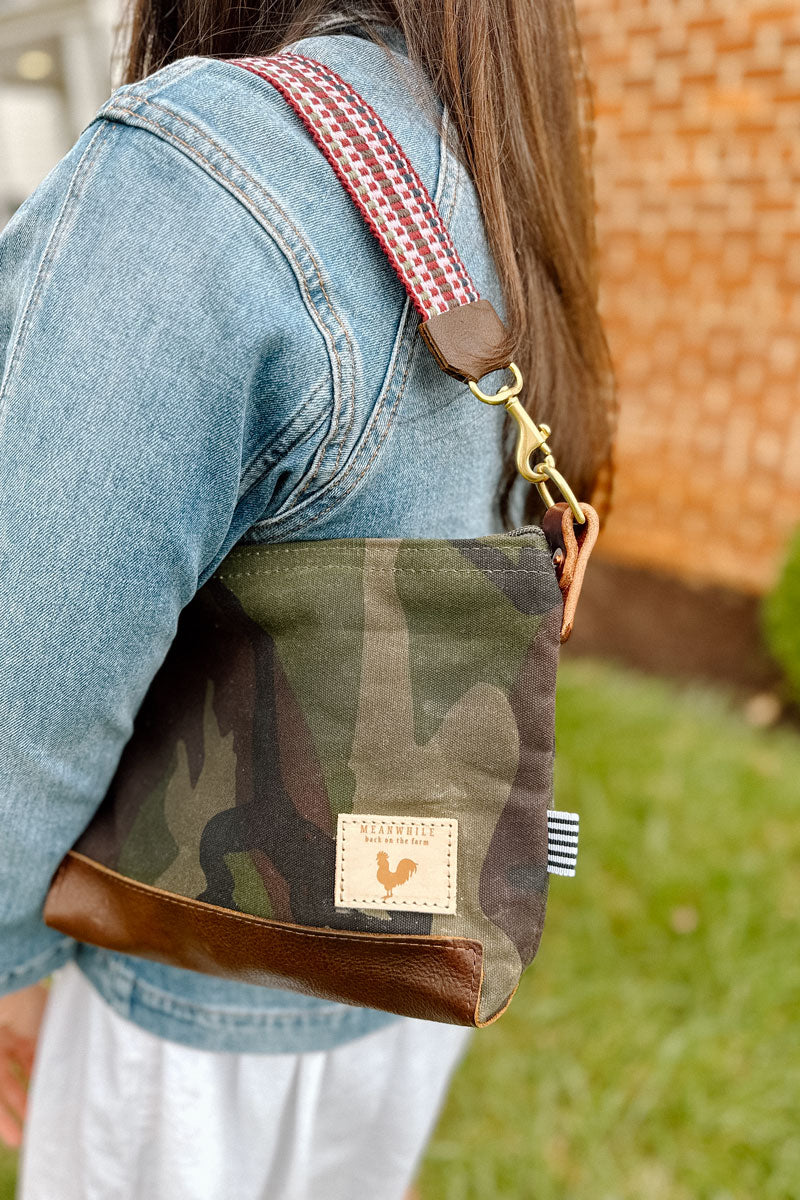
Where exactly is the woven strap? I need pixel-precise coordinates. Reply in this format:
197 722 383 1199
230 52 480 321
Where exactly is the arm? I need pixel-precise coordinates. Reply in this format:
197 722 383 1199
0 984 48 1147
0 115 318 993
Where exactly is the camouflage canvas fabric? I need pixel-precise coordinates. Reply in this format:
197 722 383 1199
75 528 562 1023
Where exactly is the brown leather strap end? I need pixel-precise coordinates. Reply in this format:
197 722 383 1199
542 503 600 643
419 299 511 382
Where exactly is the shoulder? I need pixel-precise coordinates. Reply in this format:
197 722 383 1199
47 36 498 543
94 34 444 213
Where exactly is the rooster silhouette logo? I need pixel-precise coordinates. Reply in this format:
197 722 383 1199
376 851 417 898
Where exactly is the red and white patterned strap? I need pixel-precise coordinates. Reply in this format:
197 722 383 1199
230 52 480 321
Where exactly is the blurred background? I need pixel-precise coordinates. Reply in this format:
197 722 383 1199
1 1 799 1197
0 0 115 224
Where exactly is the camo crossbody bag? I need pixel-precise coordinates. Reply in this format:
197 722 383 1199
44 52 600 1027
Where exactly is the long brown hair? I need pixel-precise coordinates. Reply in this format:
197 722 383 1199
122 0 615 523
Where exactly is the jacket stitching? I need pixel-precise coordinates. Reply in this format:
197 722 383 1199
103 101 352 474
98 57 201 110
252 115 459 536
280 330 420 533
124 975 394 1026
293 117 464 529
107 77 461 537
103 102 357 515
237 392 330 502
127 96 344 330
249 308 415 538
141 83 368 491
0 941 74 990
0 123 108 418
108 92 360 503
247 110 455 537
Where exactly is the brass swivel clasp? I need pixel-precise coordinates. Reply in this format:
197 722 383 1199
468 363 586 524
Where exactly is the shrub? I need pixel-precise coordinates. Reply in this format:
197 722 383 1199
763 525 800 702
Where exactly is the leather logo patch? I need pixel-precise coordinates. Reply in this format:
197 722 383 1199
334 814 458 913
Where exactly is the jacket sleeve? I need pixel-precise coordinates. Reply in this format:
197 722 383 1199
0 116 318 992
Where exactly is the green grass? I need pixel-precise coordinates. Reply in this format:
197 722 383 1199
764 523 800 704
419 660 800 1200
2 660 799 1198
0 1156 12 1200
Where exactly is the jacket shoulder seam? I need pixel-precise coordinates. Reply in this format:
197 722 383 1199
94 56 205 111
134 90 363 503
100 95 361 515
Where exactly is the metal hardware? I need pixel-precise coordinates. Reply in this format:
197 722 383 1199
468 363 586 524
468 361 525 406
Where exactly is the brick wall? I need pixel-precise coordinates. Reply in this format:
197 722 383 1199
576 0 800 593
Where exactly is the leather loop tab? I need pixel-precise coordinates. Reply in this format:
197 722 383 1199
419 299 511 382
542 503 600 643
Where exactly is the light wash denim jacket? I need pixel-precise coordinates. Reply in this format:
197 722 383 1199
0 25 510 1053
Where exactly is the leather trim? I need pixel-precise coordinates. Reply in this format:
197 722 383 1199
419 299 511 382
542 502 600 642
44 852 484 1026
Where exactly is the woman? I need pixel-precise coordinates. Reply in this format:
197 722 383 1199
0 2 613 1197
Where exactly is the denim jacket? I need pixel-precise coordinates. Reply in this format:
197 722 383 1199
0 25 511 1053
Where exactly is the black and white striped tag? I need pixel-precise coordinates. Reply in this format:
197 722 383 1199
547 810 580 877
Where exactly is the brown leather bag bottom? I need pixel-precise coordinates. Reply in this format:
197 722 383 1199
44 852 486 1026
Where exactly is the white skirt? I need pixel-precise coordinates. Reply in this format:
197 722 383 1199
19 962 472 1200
